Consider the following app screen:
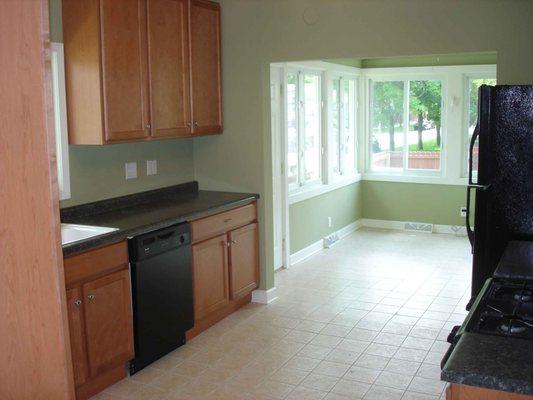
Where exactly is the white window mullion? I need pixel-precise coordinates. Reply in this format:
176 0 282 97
402 79 409 172
298 71 305 187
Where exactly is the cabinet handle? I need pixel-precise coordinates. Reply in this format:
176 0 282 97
74 300 82 307
87 294 95 301
223 218 232 223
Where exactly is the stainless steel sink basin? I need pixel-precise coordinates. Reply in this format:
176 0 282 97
61 223 119 245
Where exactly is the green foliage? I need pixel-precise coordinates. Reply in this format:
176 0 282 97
409 80 442 128
468 78 497 126
372 81 404 131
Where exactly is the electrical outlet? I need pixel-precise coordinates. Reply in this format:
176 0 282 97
328 216 332 228
125 162 137 180
146 160 157 176
460 207 467 217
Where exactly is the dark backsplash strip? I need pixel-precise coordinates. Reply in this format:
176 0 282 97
60 181 199 220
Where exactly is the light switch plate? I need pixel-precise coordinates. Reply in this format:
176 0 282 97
125 162 137 180
146 160 157 176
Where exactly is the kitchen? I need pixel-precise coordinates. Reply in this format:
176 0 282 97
1 1 533 400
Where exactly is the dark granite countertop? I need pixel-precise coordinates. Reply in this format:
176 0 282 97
441 332 533 395
61 182 259 256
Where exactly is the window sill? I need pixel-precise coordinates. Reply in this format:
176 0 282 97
289 173 362 204
362 172 467 186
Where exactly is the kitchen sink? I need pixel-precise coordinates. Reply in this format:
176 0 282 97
61 223 119 245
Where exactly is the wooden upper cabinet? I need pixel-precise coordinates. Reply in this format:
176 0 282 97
63 0 222 144
192 234 230 320
147 0 192 137
82 269 134 376
229 223 259 300
66 287 89 387
190 0 223 134
100 0 151 142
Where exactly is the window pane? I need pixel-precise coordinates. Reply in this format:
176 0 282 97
286 73 299 186
303 74 321 182
371 81 404 170
467 78 496 179
408 80 442 170
341 79 356 174
331 79 341 174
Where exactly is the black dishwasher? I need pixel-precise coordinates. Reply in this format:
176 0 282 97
128 223 193 374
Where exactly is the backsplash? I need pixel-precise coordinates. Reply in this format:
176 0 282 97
60 139 194 208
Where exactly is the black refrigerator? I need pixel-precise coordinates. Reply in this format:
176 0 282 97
466 85 533 297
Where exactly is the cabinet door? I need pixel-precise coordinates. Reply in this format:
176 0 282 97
190 0 222 134
147 0 192 137
66 287 89 387
100 0 150 142
83 269 134 376
192 234 229 319
228 223 259 300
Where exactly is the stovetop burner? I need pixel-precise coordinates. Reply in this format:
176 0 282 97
467 279 533 340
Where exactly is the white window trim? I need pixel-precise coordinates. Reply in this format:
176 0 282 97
279 61 363 204
362 64 496 186
461 72 497 179
51 42 71 200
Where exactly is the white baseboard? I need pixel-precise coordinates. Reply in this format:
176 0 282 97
251 287 278 304
361 218 467 236
288 218 467 268
290 220 363 266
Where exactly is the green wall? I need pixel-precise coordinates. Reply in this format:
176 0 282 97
289 183 363 253
360 52 497 69
362 181 465 226
61 141 195 207
193 0 533 290
50 0 196 208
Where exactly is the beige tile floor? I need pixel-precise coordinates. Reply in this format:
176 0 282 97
94 228 472 400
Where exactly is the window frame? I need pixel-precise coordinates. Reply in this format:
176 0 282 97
362 64 496 186
280 61 362 204
462 72 497 179
365 73 447 178
328 71 359 181
51 42 71 201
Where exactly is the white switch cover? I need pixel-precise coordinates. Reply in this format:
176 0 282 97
125 162 137 180
146 160 157 176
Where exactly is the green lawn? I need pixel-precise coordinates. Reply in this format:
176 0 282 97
408 138 440 151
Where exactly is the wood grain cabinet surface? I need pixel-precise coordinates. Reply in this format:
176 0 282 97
188 202 259 338
446 384 533 400
63 0 222 144
64 242 133 400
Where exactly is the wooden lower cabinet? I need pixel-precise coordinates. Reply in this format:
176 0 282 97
188 203 259 338
229 222 259 300
447 384 533 400
192 234 230 319
64 242 134 400
83 270 134 376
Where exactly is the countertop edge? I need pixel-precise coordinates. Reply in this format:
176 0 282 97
441 370 533 396
62 194 258 257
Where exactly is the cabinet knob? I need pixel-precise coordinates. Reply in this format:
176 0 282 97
230 240 237 245
87 294 95 301
186 122 192 127
193 121 199 127
145 123 151 129
74 299 82 307
224 241 230 248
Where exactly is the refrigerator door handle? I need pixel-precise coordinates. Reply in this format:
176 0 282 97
466 123 481 248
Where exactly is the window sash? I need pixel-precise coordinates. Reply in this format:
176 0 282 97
51 42 71 200
368 77 444 175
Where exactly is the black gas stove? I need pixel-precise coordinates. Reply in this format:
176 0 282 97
467 279 533 340
441 241 533 369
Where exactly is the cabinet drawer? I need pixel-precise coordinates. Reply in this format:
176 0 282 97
64 241 128 286
191 203 256 242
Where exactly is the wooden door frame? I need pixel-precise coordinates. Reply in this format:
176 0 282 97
0 1 75 399
270 64 290 270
